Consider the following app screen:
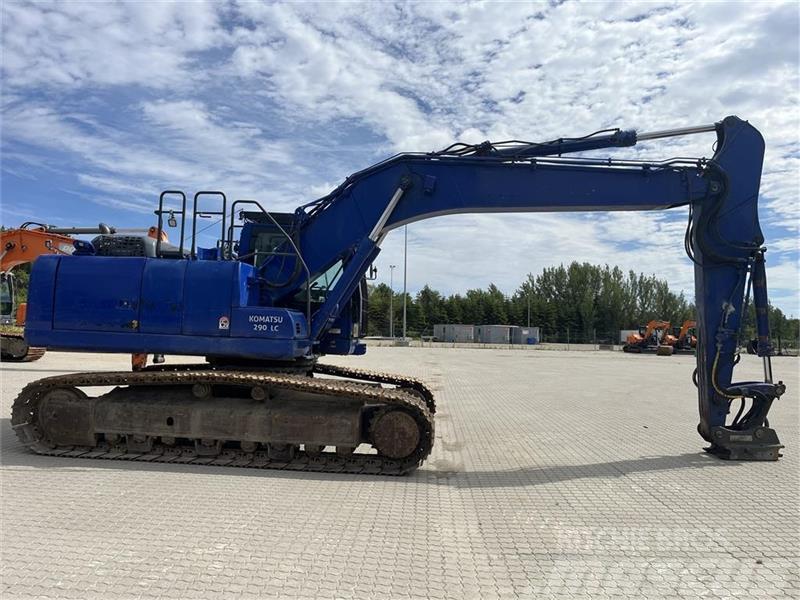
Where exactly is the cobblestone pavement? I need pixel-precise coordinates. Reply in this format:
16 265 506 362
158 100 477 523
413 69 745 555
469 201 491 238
1 348 798 599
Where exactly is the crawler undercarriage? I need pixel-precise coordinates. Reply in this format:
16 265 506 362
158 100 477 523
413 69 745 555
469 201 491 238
11 363 435 476
1 331 45 362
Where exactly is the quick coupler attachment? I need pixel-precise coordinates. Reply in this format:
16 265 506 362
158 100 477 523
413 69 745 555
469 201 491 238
706 426 783 461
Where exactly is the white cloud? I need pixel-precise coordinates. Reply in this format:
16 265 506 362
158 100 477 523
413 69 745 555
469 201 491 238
2 100 310 215
769 237 800 254
374 210 696 299
765 259 800 316
1 1 222 89
1 0 798 313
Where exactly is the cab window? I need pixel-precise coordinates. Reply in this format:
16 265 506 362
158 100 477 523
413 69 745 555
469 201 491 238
252 232 289 267
296 260 343 304
0 275 13 318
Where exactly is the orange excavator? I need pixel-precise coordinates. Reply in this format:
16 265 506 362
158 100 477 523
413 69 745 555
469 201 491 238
622 319 671 353
1 222 114 361
659 319 697 355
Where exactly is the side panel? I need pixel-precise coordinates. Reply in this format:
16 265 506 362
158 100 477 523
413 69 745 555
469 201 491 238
25 255 313 359
140 260 187 334
53 257 145 332
26 329 312 359
182 261 235 337
25 255 60 333
231 261 258 308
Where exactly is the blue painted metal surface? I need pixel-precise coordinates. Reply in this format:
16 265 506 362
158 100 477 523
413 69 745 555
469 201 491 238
140 260 185 334
688 118 769 437
182 260 235 337
24 115 784 455
27 255 308 357
53 256 145 332
26 328 309 359
25 254 58 333
751 253 773 358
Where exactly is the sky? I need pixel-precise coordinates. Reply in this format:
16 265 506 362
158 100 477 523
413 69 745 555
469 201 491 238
2 1 798 314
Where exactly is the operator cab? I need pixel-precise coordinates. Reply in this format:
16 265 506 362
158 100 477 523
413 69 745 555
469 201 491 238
238 212 366 347
0 272 15 325
236 211 293 263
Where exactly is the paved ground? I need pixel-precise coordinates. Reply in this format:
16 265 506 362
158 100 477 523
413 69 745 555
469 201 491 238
1 348 798 599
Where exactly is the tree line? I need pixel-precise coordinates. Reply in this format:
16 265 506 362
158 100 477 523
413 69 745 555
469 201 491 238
366 261 800 346
5 256 797 347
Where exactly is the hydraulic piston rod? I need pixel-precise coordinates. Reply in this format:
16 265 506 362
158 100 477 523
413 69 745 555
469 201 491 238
752 252 774 382
490 122 718 159
636 123 717 142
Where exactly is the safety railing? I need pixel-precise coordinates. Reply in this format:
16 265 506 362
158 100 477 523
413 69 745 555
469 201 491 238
191 191 227 260
155 191 187 258
227 199 312 329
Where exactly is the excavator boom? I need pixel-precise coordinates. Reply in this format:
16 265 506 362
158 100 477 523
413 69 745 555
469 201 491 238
1 224 78 272
624 319 671 353
14 115 786 473
678 320 697 340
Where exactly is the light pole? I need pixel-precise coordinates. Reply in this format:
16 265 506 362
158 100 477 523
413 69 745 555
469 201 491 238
389 264 396 338
402 225 408 340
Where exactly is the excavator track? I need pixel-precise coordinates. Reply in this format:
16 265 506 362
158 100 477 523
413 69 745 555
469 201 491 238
139 362 436 413
313 363 436 413
11 367 434 476
0 333 45 362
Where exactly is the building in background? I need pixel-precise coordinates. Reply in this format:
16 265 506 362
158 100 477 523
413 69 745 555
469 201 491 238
512 326 540 345
475 325 516 344
433 324 475 343
434 324 540 344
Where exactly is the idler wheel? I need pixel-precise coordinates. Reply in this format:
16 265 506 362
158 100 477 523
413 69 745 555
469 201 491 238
38 387 91 446
370 408 421 459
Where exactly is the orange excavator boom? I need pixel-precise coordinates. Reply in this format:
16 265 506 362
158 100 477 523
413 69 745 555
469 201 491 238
641 319 671 342
623 319 672 353
1 222 117 271
677 319 697 340
1 226 78 272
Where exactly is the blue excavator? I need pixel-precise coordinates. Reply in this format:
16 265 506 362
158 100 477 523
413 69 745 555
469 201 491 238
12 116 786 474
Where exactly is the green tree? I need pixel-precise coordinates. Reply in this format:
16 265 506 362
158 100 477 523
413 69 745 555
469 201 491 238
366 283 391 336
365 260 788 345
415 285 448 336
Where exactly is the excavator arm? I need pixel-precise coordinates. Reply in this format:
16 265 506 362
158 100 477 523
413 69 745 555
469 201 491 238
645 320 671 344
678 320 697 341
273 115 784 460
1 224 80 272
2 222 118 272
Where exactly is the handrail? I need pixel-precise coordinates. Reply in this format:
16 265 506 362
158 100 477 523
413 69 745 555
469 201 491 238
228 199 312 328
155 191 187 258
226 200 248 251
191 191 227 259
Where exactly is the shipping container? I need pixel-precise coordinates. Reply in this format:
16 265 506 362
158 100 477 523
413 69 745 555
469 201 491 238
475 324 515 344
434 324 475 343
512 326 540 344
